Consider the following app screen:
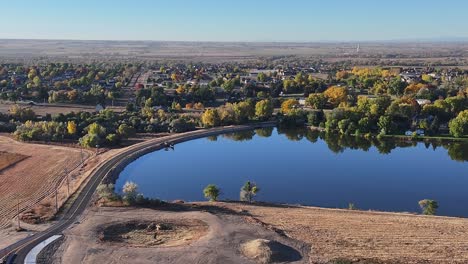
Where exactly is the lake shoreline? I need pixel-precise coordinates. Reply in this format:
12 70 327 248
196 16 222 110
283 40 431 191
308 125 468 142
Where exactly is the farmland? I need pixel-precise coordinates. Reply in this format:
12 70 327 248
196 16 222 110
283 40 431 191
0 135 93 248
0 151 27 172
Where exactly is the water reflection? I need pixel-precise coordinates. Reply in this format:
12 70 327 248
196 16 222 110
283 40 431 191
223 127 468 162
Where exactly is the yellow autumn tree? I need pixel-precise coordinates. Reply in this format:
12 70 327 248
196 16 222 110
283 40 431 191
281 99 299 114
176 86 185 95
404 83 426 94
67 121 77 135
335 70 349 80
324 86 348 107
201 109 220 127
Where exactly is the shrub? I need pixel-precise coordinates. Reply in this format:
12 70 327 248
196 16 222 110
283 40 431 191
96 184 118 201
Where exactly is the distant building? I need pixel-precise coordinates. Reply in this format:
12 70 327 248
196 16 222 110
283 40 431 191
416 99 431 106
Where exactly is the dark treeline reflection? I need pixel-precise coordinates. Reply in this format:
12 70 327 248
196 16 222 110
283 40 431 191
220 127 468 162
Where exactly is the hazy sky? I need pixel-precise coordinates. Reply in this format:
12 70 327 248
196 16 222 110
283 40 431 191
1 0 467 42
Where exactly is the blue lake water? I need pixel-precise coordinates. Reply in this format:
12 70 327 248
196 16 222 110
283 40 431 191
116 128 468 217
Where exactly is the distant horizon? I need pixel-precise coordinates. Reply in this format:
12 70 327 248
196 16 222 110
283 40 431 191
2 37 468 44
2 0 468 42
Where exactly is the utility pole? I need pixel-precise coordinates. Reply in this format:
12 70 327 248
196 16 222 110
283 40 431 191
17 198 21 230
80 145 84 165
65 168 70 197
55 185 58 214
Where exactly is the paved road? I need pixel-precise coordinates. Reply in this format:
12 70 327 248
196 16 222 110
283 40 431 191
0 123 274 264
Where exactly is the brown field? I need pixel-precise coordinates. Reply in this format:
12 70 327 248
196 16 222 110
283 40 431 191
0 151 28 172
221 202 468 263
0 101 125 117
0 135 96 248
1 39 468 65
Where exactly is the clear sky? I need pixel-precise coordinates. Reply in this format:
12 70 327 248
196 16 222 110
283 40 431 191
1 0 467 42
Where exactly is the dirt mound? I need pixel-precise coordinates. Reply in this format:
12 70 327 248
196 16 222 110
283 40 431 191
98 219 208 247
240 239 302 263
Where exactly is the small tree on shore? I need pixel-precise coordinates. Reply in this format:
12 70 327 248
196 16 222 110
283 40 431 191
203 184 220 202
122 181 139 204
419 199 439 215
240 181 259 203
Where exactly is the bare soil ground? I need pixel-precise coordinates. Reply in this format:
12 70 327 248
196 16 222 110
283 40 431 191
52 201 468 263
98 219 209 247
55 206 308 264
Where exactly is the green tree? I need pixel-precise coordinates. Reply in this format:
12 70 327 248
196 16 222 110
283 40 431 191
32 76 41 87
255 99 273 120
87 122 106 136
378 115 392 135
418 199 439 215
449 110 468 137
203 184 220 202
117 124 136 138
306 93 327 109
257 72 267 82
240 181 259 203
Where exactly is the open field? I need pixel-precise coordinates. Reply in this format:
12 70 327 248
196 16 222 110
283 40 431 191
0 101 125 117
0 135 95 248
1 39 468 64
221 202 468 263
0 151 27 172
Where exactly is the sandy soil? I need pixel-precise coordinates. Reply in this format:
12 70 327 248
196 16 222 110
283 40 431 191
55 206 308 264
219 202 468 263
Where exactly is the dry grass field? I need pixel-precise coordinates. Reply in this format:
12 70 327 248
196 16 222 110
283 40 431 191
221 202 468 263
0 135 92 230
0 151 28 172
0 101 125 117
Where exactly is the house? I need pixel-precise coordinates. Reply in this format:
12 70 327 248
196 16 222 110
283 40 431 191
416 129 425 136
416 99 431 106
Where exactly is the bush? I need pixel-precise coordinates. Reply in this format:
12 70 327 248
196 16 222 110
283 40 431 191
169 117 196 133
96 184 118 201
